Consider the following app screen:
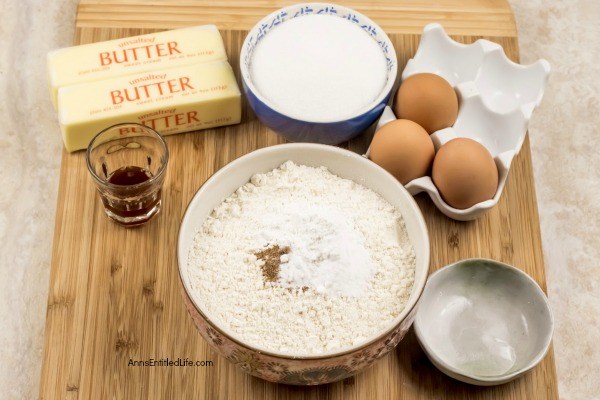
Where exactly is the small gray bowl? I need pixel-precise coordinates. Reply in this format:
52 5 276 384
414 258 553 386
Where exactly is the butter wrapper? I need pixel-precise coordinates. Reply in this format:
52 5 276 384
57 61 241 152
47 25 227 108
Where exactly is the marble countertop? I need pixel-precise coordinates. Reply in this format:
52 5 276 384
0 0 598 398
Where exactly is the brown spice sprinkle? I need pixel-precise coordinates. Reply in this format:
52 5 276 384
254 244 290 283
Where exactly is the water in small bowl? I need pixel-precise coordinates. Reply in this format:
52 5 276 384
415 259 553 385
428 290 519 377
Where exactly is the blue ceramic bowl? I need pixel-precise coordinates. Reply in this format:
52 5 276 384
240 3 398 145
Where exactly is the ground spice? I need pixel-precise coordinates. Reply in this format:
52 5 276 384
254 244 290 283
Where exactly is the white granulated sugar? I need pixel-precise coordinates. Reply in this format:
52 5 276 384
187 161 416 354
249 14 388 121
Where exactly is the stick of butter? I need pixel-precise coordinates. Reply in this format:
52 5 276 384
47 25 227 108
57 61 241 152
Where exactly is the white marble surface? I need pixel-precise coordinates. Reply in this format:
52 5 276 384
0 0 598 399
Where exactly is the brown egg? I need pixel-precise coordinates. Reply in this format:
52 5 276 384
394 73 458 134
432 138 499 209
369 119 435 185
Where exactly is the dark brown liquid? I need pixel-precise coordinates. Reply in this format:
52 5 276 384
101 166 161 226
107 165 153 186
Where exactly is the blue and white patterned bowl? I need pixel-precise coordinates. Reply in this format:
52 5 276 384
240 3 398 145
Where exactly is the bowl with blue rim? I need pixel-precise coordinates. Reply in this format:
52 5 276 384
240 2 398 144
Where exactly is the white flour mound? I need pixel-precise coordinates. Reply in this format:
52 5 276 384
187 161 416 354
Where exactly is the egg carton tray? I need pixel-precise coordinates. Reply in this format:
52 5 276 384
373 23 550 221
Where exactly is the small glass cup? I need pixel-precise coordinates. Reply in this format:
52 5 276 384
86 123 169 227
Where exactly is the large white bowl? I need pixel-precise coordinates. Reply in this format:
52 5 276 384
177 143 429 384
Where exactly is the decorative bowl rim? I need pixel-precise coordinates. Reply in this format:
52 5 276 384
239 2 399 124
177 143 430 360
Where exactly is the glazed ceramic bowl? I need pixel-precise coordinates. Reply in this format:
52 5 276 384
414 259 553 386
177 143 429 384
240 3 398 145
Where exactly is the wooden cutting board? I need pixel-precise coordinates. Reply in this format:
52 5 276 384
40 1 558 398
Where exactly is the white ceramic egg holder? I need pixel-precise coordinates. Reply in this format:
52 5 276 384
373 23 550 221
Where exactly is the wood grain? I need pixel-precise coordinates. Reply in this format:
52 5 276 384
76 0 517 36
40 1 557 399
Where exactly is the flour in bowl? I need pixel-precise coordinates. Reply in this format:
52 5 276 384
187 161 415 354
